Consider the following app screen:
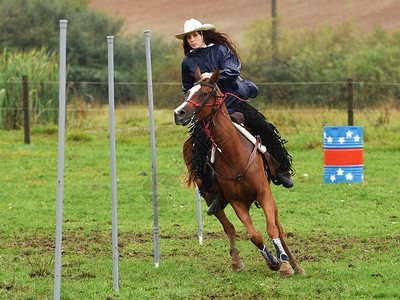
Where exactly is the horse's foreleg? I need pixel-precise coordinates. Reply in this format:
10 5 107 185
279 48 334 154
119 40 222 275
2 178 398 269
276 219 306 275
214 210 244 271
229 201 280 271
259 194 294 276
231 201 264 249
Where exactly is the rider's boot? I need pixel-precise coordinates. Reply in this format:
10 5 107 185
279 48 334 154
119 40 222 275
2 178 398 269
276 171 294 188
264 152 294 189
207 195 219 215
207 176 224 215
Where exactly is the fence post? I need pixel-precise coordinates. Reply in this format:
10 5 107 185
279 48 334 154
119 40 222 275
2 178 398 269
271 0 278 64
196 189 203 246
54 19 68 300
22 75 30 144
347 78 354 126
144 30 160 268
107 35 119 292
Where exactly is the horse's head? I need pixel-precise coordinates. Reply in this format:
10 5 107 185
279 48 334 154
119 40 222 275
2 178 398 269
174 67 222 126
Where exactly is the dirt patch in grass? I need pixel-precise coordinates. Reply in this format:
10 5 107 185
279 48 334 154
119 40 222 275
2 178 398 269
4 229 400 262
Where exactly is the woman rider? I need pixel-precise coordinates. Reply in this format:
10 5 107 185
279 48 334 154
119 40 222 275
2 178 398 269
175 19 294 214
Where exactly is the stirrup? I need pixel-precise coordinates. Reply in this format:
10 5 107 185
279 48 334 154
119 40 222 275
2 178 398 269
207 196 219 215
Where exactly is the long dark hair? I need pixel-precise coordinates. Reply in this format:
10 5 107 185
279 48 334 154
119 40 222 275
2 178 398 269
182 29 240 60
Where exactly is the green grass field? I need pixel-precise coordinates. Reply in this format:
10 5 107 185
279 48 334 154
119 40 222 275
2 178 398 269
1 107 399 299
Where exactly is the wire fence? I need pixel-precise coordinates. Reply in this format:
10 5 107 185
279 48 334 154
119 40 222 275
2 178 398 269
1 78 399 144
1 80 399 86
1 79 399 115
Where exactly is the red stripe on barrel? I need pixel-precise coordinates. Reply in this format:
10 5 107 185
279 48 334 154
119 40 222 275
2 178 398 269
324 148 363 166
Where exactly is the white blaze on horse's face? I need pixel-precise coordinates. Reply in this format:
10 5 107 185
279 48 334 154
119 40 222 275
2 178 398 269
186 84 202 101
174 84 202 125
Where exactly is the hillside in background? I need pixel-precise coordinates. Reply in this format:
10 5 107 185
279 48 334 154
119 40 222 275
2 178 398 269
90 0 400 41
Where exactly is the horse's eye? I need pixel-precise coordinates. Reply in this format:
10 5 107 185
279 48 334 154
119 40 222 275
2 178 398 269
202 92 208 97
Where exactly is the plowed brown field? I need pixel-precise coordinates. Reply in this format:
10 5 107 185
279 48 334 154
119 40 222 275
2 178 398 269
90 0 400 41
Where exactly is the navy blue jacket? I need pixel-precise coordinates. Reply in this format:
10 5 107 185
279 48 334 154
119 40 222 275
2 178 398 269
181 43 258 108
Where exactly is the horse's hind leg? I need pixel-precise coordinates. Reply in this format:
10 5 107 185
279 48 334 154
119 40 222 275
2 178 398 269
214 209 244 271
275 219 306 275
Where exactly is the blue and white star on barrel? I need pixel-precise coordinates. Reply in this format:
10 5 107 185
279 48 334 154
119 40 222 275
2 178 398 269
345 173 354 181
323 126 363 149
324 165 363 183
330 174 336 182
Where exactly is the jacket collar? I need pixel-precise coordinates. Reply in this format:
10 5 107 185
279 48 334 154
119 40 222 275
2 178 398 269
188 43 215 56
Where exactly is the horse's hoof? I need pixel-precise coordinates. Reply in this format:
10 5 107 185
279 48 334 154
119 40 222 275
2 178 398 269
232 261 245 272
268 261 281 272
279 262 294 278
295 267 306 275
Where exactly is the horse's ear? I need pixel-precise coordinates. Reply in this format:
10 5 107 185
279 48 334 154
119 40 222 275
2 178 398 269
195 67 201 81
209 67 220 85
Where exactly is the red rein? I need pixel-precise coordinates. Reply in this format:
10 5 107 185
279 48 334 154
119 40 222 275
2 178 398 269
185 92 248 140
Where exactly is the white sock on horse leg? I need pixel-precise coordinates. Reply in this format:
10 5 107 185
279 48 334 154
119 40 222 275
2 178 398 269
259 245 279 268
273 238 288 261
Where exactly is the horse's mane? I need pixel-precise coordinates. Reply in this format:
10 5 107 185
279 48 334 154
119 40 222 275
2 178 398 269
182 124 213 194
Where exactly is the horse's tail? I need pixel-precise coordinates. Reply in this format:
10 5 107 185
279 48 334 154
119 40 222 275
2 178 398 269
182 136 196 188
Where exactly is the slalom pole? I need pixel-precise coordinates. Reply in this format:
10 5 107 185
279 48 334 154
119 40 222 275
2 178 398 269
196 189 203 245
54 19 67 300
144 30 160 268
107 36 119 292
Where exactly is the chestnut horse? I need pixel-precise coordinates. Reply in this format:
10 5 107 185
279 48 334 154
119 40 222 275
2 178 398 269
174 67 305 277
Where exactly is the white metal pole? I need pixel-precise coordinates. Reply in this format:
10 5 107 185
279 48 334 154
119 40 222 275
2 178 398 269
144 30 160 268
196 189 203 245
54 19 67 300
107 36 119 292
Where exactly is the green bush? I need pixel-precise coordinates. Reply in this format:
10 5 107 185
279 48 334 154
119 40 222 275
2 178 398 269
242 20 400 108
0 0 150 103
0 47 59 129
0 0 181 110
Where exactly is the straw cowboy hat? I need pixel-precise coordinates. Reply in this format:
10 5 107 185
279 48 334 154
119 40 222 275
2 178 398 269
174 18 216 39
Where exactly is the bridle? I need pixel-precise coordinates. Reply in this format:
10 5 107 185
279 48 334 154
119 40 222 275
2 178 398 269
184 81 226 129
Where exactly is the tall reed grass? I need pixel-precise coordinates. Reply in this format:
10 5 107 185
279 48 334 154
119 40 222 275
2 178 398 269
0 47 59 130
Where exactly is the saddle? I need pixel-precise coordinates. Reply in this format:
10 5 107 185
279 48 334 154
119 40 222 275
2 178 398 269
229 112 280 183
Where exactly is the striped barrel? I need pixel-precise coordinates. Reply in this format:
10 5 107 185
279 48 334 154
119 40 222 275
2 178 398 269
323 126 364 184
